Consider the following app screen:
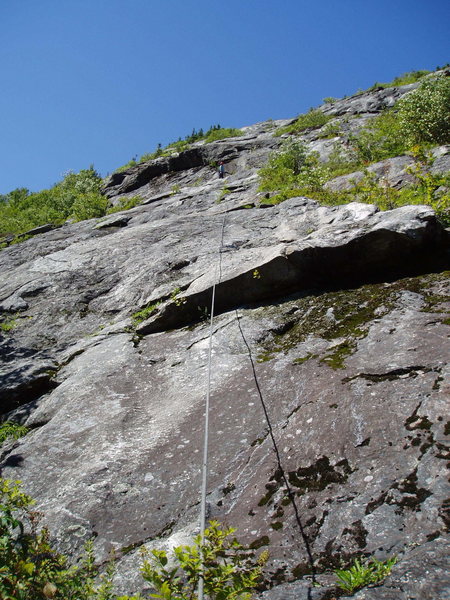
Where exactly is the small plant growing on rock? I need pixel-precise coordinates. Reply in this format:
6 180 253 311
0 422 29 445
171 287 187 307
334 555 397 593
216 187 231 203
140 520 267 600
106 195 143 214
132 301 162 325
276 108 331 136
0 314 19 333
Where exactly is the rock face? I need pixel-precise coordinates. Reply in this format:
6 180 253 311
1 81 449 599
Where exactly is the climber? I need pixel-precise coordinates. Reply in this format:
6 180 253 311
218 161 225 179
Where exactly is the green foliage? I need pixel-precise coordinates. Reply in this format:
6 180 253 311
132 301 162 325
258 137 450 225
0 315 19 333
365 70 430 92
396 76 450 145
0 167 107 241
1 480 266 600
387 70 430 87
113 159 138 173
0 478 116 600
0 422 29 445
106 196 143 214
216 187 231 203
348 110 405 164
140 521 267 600
317 120 342 139
203 127 243 143
259 75 450 225
334 555 397 593
170 287 187 307
350 75 450 163
258 140 327 196
276 109 331 136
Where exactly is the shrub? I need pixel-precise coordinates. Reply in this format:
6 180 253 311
0 478 116 599
132 301 162 324
114 159 138 173
259 140 309 191
396 75 450 145
0 315 19 334
203 127 243 143
106 196 143 214
348 110 405 164
317 120 342 139
141 520 267 600
0 479 266 599
257 136 450 225
0 422 29 444
334 555 397 593
388 70 430 87
70 191 109 221
0 167 107 241
259 140 327 195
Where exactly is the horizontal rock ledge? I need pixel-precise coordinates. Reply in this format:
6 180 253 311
137 214 449 335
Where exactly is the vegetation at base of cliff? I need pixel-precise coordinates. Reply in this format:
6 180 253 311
334 555 397 593
0 478 265 599
259 75 450 225
115 124 243 172
0 478 117 600
141 522 267 600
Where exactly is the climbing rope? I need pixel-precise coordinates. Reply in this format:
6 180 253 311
234 310 316 584
197 213 316 599
198 214 226 600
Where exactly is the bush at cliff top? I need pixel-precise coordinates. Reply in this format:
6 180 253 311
0 167 106 239
396 75 450 145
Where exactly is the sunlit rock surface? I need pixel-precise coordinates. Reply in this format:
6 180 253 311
1 81 449 599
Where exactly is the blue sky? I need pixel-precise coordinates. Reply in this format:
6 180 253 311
1 0 449 195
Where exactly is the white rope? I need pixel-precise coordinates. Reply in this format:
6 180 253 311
198 215 226 600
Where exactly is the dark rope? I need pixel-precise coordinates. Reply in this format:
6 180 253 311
234 310 317 587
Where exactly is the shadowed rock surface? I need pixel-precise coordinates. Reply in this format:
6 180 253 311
0 80 449 598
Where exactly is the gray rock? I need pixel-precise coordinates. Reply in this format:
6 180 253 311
324 155 417 193
0 82 449 599
431 145 450 176
320 83 419 117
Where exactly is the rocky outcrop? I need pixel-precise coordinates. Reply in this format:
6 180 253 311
0 82 449 599
324 146 450 193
